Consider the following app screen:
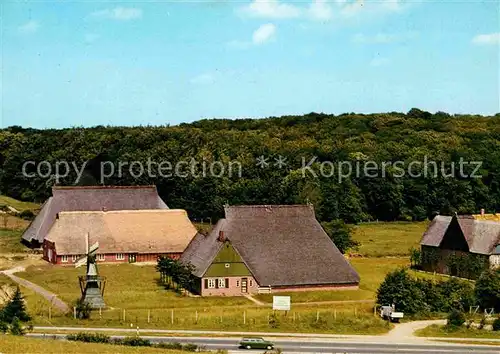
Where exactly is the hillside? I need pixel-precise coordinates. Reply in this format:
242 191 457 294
2 109 500 223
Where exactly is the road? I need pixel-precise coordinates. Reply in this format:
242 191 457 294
28 333 500 353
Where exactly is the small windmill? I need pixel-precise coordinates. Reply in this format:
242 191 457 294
76 233 106 309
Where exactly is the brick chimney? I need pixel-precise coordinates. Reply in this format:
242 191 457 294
218 230 225 242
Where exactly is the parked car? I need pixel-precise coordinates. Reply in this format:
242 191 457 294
239 337 274 350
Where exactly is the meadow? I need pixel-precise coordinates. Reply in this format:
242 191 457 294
0 335 206 354
350 221 428 257
416 324 500 339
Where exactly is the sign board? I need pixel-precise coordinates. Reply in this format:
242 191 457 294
272 296 291 311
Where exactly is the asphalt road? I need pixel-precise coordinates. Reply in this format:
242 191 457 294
28 334 500 353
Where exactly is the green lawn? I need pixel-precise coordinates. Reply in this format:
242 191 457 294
351 221 428 257
416 324 500 339
0 195 39 212
0 335 204 354
0 229 28 253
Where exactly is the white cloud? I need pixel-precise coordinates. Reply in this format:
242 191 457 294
352 31 418 44
190 73 215 85
309 0 334 21
84 33 100 43
472 32 500 45
18 20 39 34
240 0 301 19
370 56 391 67
91 7 142 21
252 23 276 44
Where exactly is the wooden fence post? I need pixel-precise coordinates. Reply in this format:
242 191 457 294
195 311 198 324
334 309 337 320
243 311 246 325
147 310 151 324
171 309 174 325
316 310 319 322
123 309 126 322
73 307 76 320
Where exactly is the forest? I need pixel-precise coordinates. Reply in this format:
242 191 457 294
1 108 500 224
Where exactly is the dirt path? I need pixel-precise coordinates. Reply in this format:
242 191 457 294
385 319 446 339
1 266 70 313
244 294 265 306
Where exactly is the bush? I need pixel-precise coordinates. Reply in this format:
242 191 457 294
446 310 465 328
182 343 199 352
268 313 280 328
9 317 25 336
156 342 183 349
492 317 500 331
475 269 500 312
0 321 7 333
19 210 34 220
376 268 427 315
74 299 92 319
120 336 151 347
67 332 111 343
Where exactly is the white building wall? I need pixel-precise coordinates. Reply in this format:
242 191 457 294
489 255 500 269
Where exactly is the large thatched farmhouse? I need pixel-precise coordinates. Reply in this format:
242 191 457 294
181 205 360 295
420 212 500 276
21 185 360 294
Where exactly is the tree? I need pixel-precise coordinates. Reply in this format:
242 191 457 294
321 219 359 254
409 247 421 269
1 287 31 323
376 268 427 315
8 317 25 336
475 269 500 312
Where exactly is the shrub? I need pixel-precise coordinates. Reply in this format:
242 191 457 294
182 343 199 351
120 336 151 347
478 315 487 330
268 313 280 328
492 318 500 331
475 269 500 312
67 332 111 343
74 299 92 319
0 321 7 333
156 342 183 349
446 310 465 328
9 317 25 336
376 268 427 315
19 210 34 220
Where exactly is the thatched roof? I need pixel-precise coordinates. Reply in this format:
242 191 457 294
420 214 500 255
181 205 360 287
45 209 197 255
22 185 168 245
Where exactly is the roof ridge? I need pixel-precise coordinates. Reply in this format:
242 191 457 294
226 204 311 208
58 209 187 215
53 185 157 190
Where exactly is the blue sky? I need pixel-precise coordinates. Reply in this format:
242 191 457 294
1 0 499 128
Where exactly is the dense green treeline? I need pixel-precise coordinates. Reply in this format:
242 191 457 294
1 108 500 223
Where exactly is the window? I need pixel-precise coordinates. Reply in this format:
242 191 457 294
208 279 216 289
97 254 105 261
218 278 226 288
61 255 68 263
116 253 125 260
236 281 240 287
71 255 77 262
225 263 230 268
250 280 253 286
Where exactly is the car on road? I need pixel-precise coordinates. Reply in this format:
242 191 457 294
239 337 274 350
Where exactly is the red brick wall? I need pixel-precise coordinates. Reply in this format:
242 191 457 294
48 251 182 265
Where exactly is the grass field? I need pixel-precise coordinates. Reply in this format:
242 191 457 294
0 229 28 253
0 335 205 354
0 195 40 212
16 262 394 334
415 324 500 339
351 221 428 257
